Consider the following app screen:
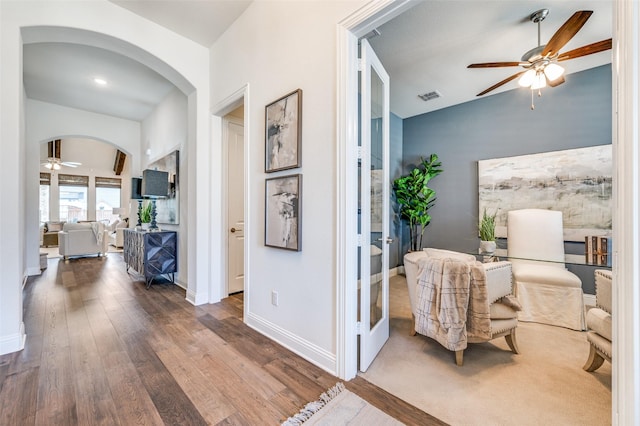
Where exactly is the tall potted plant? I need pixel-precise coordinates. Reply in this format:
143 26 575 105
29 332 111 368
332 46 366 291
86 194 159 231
393 154 443 251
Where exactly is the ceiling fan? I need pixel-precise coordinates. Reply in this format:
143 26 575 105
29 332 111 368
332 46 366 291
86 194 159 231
468 9 612 107
41 139 82 170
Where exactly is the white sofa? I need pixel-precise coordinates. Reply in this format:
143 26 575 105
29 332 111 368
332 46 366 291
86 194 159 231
59 222 108 260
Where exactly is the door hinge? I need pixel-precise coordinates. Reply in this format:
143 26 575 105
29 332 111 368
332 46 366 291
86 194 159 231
356 321 362 335
356 146 363 160
358 58 365 72
357 234 363 246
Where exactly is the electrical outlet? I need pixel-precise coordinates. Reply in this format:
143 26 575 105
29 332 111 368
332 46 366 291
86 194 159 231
271 290 278 306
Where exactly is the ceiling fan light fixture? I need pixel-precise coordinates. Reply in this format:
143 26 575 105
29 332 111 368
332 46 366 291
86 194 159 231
544 63 565 81
531 71 547 90
518 69 536 87
44 162 52 169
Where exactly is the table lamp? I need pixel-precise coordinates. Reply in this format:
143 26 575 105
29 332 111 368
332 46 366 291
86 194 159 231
131 177 144 229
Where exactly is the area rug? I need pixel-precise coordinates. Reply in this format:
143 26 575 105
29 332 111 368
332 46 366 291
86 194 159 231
282 382 404 426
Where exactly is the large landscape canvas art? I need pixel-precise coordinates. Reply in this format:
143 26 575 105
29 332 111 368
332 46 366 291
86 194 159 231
478 145 612 241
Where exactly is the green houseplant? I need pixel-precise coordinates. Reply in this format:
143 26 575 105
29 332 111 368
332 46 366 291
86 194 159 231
479 208 497 254
393 154 443 251
140 201 152 225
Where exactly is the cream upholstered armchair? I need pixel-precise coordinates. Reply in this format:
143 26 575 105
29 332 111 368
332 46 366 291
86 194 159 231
404 248 520 366
507 209 585 330
583 269 612 372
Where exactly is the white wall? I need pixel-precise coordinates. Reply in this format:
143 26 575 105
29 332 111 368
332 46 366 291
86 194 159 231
0 9 27 353
210 0 366 373
141 87 188 287
0 0 211 356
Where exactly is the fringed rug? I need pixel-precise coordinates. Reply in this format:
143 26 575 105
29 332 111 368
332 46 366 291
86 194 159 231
282 382 404 426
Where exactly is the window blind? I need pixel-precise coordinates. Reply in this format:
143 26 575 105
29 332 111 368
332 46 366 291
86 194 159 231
40 172 51 185
95 176 121 188
58 174 89 187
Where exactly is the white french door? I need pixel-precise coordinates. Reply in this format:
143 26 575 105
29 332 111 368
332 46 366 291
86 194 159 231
359 39 390 372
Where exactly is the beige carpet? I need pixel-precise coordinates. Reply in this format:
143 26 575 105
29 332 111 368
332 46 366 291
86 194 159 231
360 275 612 426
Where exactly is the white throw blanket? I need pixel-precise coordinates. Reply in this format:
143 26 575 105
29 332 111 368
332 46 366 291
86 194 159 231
91 222 103 245
414 256 491 352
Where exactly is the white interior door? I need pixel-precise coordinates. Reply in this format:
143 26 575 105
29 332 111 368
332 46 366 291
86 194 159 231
359 39 390 372
227 119 245 294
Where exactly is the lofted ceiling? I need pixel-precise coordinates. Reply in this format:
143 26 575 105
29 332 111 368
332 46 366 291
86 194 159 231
368 1 612 118
22 1 612 123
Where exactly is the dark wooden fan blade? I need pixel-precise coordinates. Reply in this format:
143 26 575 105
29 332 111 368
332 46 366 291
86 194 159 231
548 75 565 87
558 39 612 61
476 71 526 96
542 10 593 57
468 62 523 68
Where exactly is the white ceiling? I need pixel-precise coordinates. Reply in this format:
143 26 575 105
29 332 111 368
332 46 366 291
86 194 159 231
22 1 612 123
24 42 176 121
110 0 252 48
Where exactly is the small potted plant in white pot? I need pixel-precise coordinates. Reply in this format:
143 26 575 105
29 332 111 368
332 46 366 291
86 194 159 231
140 201 152 230
479 208 497 254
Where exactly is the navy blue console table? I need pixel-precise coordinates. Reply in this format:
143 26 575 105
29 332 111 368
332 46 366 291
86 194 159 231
123 229 177 288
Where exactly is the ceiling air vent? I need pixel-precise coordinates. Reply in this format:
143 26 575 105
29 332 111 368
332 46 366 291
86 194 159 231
418 90 442 102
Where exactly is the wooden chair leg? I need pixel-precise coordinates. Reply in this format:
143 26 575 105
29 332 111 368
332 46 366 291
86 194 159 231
583 344 605 372
410 314 417 336
505 329 520 354
455 350 464 366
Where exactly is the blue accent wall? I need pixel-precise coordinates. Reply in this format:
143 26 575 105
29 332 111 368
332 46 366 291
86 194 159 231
389 112 403 268
400 65 612 293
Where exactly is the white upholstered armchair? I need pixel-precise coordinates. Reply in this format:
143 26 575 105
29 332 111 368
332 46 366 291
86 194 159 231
404 248 520 366
583 269 612 372
507 209 585 330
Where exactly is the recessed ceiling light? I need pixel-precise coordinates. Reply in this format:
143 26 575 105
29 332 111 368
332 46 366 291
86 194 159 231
94 78 107 86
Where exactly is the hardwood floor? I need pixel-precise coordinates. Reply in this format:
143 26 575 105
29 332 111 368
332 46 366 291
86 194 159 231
0 254 445 425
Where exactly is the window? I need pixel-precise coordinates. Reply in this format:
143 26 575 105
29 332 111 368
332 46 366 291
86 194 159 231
95 177 121 222
58 174 88 222
39 173 50 222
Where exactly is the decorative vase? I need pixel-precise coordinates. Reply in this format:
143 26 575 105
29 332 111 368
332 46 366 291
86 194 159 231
479 240 496 255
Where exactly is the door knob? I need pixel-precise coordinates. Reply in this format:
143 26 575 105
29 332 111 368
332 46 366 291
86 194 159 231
376 237 394 244
230 228 236 233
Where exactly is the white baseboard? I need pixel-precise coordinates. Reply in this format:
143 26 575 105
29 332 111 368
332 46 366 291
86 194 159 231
0 322 25 356
245 312 337 376
26 267 41 277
